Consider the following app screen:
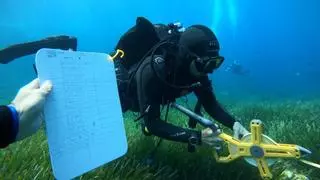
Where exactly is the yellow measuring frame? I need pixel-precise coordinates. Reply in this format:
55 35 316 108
213 119 319 179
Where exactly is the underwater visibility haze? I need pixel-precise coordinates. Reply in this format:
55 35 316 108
0 0 319 179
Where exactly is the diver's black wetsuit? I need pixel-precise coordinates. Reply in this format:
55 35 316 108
121 54 236 145
0 105 16 148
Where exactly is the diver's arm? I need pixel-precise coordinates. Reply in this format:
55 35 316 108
0 105 17 148
194 77 236 129
142 103 202 144
136 56 202 144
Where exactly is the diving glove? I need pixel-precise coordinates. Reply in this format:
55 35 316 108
233 121 250 140
10 78 52 141
201 127 223 148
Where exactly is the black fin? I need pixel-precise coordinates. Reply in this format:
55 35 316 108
0 35 77 64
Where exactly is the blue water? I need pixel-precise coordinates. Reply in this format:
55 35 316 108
0 0 319 102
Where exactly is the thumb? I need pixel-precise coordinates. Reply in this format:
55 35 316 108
39 80 53 95
233 131 239 139
24 78 40 90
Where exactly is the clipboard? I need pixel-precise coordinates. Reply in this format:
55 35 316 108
35 48 128 180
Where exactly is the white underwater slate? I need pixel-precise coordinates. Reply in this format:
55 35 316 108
35 48 128 180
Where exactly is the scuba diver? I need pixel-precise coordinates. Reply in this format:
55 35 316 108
111 17 249 150
225 60 250 76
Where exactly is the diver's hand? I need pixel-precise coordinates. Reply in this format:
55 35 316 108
233 122 249 140
10 78 52 141
201 128 223 147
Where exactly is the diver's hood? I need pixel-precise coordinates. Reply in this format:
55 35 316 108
179 25 220 58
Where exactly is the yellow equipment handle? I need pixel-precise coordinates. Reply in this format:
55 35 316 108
109 49 124 61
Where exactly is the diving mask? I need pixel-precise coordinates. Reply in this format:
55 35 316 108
200 56 224 73
193 54 225 74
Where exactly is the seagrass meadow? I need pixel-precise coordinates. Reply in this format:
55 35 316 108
1 98 320 180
